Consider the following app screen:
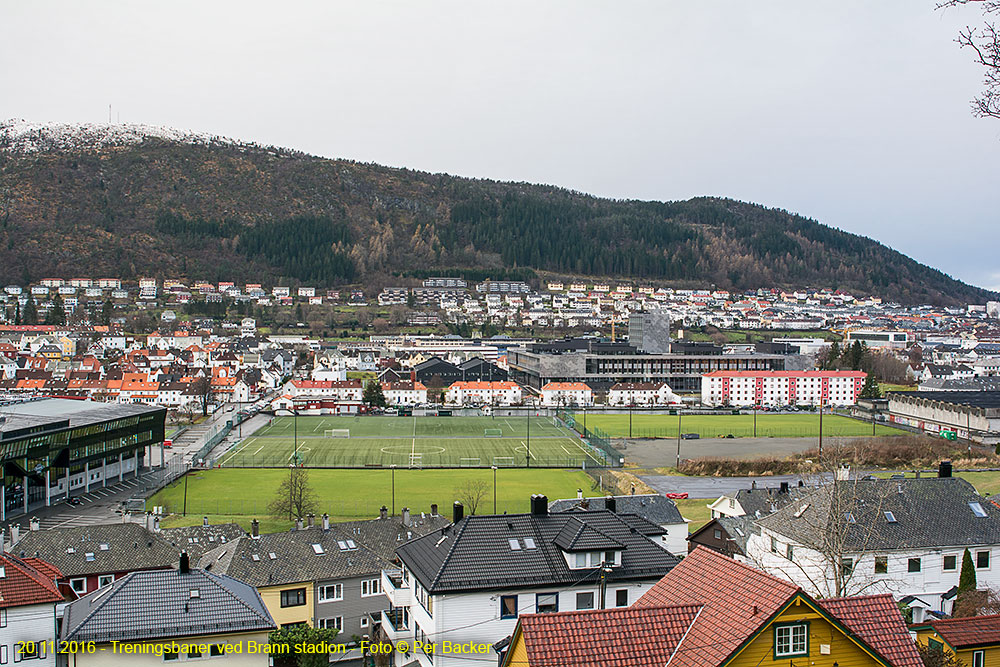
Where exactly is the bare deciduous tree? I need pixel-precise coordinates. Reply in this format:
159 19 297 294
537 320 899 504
269 467 318 521
454 479 490 515
939 0 1000 119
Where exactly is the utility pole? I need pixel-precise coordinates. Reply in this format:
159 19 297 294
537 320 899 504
293 408 298 464
629 403 633 439
182 472 188 516
818 400 823 458
753 405 757 438
526 409 531 467
390 465 396 514
676 410 682 468
599 565 612 609
492 465 498 514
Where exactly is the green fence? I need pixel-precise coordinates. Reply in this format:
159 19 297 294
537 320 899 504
556 408 623 467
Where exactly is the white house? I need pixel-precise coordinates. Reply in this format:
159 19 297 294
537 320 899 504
0 355 16 379
0 551 64 667
744 475 1000 613
287 379 363 401
607 382 680 406
701 370 866 407
385 497 679 667
548 494 690 556
382 381 428 406
539 382 593 407
445 381 522 406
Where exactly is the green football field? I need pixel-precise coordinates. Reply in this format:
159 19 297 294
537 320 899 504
567 412 903 439
218 415 608 468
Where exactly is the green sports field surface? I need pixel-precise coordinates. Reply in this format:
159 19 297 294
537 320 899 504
568 412 903 439
150 467 603 523
219 415 608 468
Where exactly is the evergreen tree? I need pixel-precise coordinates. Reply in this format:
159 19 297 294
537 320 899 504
101 299 113 326
955 548 978 617
858 374 882 399
46 293 66 325
363 380 387 408
826 340 841 370
23 296 38 325
13 303 20 325
848 340 864 370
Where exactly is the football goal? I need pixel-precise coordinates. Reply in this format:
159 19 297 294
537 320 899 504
409 453 423 469
460 457 481 467
484 428 504 438
492 456 515 467
324 429 350 438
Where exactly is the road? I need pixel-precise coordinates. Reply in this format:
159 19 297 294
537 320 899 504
639 473 819 499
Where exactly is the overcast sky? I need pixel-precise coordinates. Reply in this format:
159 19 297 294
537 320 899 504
2 1 998 291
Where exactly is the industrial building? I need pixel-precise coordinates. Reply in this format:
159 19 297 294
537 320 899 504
886 391 1000 444
0 398 166 521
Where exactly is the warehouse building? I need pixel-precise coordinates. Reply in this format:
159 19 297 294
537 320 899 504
1 398 165 521
886 391 1000 445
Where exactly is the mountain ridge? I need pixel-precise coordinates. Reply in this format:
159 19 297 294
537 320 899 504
0 119 993 306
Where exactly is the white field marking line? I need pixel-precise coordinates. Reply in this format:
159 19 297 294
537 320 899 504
503 419 516 434
221 437 256 463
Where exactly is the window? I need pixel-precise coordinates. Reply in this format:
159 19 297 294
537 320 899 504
163 651 180 662
908 558 921 573
318 583 343 602
774 622 809 658
973 650 985 667
0 608 5 628
970 502 988 518
978 551 991 569
98 574 114 588
536 593 559 613
714 529 722 540
928 639 944 653
187 647 203 659
18 642 39 660
786 545 794 561
944 555 958 571
770 537 778 553
500 595 518 619
604 551 617 565
577 592 595 610
210 646 224 657
875 556 888 574
1 645 7 665
318 617 343 631
361 578 382 597
360 617 370 628
884 511 897 523
70 578 87 594
841 557 854 576
574 552 587 568
616 589 628 607
280 588 306 608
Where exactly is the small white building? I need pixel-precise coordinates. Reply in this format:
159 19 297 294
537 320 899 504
0 552 64 667
540 382 594 407
607 382 680 406
382 381 428 406
445 381 522 406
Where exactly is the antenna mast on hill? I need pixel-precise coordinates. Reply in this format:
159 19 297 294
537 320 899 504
108 104 112 124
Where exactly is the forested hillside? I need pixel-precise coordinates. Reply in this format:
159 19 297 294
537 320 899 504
0 121 992 305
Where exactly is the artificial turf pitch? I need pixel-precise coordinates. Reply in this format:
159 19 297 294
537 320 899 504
571 412 903 439
218 415 604 468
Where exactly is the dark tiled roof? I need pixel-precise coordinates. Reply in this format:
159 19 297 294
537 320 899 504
0 552 63 609
13 523 178 577
332 514 451 561
716 515 757 553
160 523 246 559
919 614 1000 649
820 595 923 667
198 527 385 587
513 604 703 667
734 485 807 518
756 477 1000 551
553 518 625 552
61 568 275 643
549 494 685 525
397 510 678 594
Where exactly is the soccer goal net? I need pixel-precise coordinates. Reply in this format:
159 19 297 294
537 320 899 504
460 457 481 467
492 456 515 467
484 428 504 438
324 429 350 438
409 453 423 469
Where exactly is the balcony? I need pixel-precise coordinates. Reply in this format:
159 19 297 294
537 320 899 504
381 608 409 641
382 568 411 607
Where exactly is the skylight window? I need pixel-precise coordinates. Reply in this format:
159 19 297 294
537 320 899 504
845 513 856 524
67 547 76 554
524 538 537 550
337 540 348 551
268 552 277 560
312 543 325 555
884 511 897 523
970 502 988 518
85 552 95 561
99 543 109 551
508 539 522 550
251 554 260 562
346 540 357 550
794 504 810 518
189 589 200 598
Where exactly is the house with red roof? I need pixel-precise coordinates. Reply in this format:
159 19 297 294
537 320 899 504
501 547 922 667
913 614 1000 667
0 552 64 666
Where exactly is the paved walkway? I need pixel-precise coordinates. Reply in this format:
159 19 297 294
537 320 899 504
639 472 826 499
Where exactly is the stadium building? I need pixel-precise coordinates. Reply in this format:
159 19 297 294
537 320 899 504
0 398 165 521
886 391 1000 445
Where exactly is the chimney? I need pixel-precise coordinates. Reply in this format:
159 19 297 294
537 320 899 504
322 513 330 530
153 516 161 532
530 494 548 515
30 517 40 531
146 511 153 531
605 496 617 513
295 518 303 531
430 503 438 517
779 482 789 494
402 508 411 527
751 480 757 489
379 506 388 520
251 519 259 538
10 525 18 545
0 529 5 553
203 516 209 527
179 551 190 574
307 513 315 528
577 488 584 500
939 460 953 478
453 501 464 523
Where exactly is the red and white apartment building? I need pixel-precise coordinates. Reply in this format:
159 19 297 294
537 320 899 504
701 370 866 407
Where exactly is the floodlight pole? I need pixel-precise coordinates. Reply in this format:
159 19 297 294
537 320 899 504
753 405 757 438
818 399 823 458
390 464 396 514
676 410 682 468
492 465 498 514
526 409 531 467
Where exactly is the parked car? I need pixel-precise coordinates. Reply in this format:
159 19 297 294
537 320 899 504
680 433 700 440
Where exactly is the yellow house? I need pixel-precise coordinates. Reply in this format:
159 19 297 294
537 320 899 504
913 614 1000 667
257 581 314 627
61 560 276 666
503 547 923 667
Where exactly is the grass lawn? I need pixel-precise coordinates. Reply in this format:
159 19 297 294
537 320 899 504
673 497 712 532
150 467 604 528
221 415 605 468
573 413 902 439
880 383 916 393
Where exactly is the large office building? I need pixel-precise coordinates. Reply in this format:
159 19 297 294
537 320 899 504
0 398 166 521
507 338 786 393
628 312 672 354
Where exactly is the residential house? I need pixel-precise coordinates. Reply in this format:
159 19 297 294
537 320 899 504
501 547 922 667
607 382 680 406
539 382 593 407
60 554 275 667
383 496 679 667
382 381 428 406
687 515 756 558
548 494 689 556
913 614 1000 667
746 475 1000 611
445 381 522 406
707 481 807 519
0 552 64 667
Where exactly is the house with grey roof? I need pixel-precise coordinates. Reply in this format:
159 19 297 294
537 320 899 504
548 493 689 555
746 475 1000 613
707 480 809 520
160 521 246 559
383 495 679 667
61 553 275 666
9 522 178 599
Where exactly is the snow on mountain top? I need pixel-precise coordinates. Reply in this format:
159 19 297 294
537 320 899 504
0 119 291 155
